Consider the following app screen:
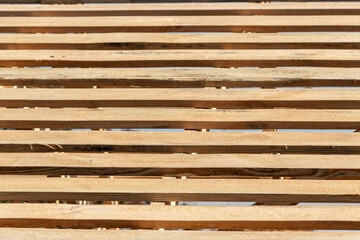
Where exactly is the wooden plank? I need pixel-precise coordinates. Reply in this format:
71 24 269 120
1 49 360 68
2 130 360 154
1 153 360 178
2 229 360 240
1 3 360 16
1 177 359 202
2 88 360 109
3 108 360 130
1 33 360 50
1 67 360 88
0 16 359 33
2 0 360 3
0 204 359 230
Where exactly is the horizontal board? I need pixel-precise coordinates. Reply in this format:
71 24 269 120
2 88 360 109
2 229 360 240
1 67 360 88
1 153 360 178
1 49 360 68
0 16 359 33
1 33 360 50
1 177 360 202
0 204 359 230
2 131 360 154
3 0 360 4
1 3 360 16
3 108 360 129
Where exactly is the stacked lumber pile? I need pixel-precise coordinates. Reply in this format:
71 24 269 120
0 0 359 239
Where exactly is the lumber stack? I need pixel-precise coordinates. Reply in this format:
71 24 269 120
0 0 360 239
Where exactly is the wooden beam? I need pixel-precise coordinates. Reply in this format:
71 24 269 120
1 33 360 50
0 16 359 33
2 130 360 154
2 88 360 109
1 3 360 16
3 108 360 129
1 228 360 240
1 50 360 68
3 49 360 68
1 204 360 230
1 153 360 178
1 177 360 202
1 67 360 88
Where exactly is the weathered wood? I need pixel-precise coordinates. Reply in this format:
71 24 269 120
1 228 360 240
3 108 360 129
1 153 360 179
1 3 360 16
1 177 359 202
1 153 359 179
2 88 360 109
1 50 360 68
2 130 360 154
0 16 359 33
1 33 360 50
1 67 360 88
1 204 360 230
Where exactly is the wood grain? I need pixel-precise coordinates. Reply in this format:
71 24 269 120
1 3 360 16
1 177 360 202
3 108 360 129
1 67 360 88
2 88 360 109
1 50 360 68
0 204 360 230
2 130 360 154
1 33 359 50
0 16 359 33
1 228 360 240
1 153 359 179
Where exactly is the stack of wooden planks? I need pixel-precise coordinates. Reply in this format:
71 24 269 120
0 0 360 239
